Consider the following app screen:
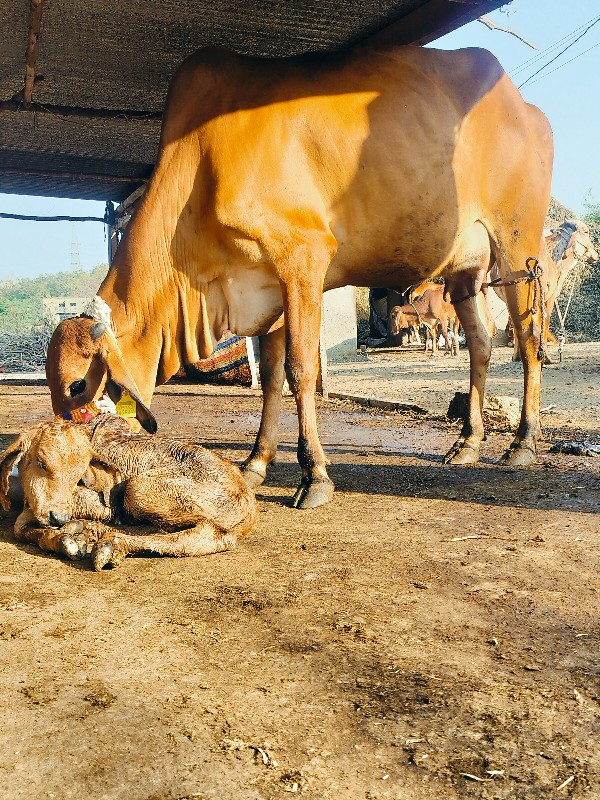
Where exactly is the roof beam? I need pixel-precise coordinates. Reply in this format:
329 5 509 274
23 0 47 105
368 0 508 47
0 167 149 184
0 99 162 121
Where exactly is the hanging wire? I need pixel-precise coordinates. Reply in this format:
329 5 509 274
510 14 600 76
0 212 106 223
518 16 600 88
522 40 600 88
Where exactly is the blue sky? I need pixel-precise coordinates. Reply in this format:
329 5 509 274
0 0 598 280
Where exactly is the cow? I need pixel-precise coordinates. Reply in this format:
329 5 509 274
389 285 459 355
45 43 553 508
0 414 256 570
491 219 599 360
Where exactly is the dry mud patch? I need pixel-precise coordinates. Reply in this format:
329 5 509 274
0 351 599 800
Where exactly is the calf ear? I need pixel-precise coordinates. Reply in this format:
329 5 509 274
100 335 158 434
0 429 37 510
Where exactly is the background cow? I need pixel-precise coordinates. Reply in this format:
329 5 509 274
389 286 459 356
491 219 599 360
45 42 553 507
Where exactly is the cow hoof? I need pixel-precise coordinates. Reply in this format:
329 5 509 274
500 444 537 467
291 476 335 510
58 532 88 561
58 521 87 560
443 440 480 465
241 465 266 489
91 540 117 571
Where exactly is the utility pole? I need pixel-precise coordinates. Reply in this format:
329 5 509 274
70 224 81 271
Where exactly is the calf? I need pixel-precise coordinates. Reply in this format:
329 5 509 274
390 286 459 356
0 414 256 571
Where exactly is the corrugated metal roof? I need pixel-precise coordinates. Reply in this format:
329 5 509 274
0 0 505 201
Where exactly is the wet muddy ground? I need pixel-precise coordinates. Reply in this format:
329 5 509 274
0 343 599 799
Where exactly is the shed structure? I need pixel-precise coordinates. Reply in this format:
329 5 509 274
1 0 505 202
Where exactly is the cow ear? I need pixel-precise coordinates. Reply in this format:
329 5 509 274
100 336 158 434
0 427 39 510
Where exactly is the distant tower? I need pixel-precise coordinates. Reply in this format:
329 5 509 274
70 224 82 271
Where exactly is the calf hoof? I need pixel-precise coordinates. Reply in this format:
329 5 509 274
443 440 480 465
58 521 87 561
500 443 537 467
241 465 266 489
91 540 125 571
291 476 335 510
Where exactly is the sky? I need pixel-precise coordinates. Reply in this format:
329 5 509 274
0 0 598 281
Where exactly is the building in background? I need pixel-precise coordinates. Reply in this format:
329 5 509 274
42 297 91 325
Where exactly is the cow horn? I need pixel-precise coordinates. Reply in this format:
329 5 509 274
89 322 106 341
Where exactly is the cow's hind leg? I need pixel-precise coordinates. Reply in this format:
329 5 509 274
89 520 236 571
444 294 491 465
242 326 286 487
500 274 544 466
90 472 252 570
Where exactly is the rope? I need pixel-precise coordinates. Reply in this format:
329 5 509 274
452 256 547 361
409 301 438 354
553 266 580 363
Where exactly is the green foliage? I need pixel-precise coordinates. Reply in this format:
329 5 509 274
583 200 600 228
0 263 108 333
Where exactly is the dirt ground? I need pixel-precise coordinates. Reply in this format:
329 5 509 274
0 340 599 800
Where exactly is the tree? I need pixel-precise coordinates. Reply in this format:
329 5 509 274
584 201 600 228
0 263 108 333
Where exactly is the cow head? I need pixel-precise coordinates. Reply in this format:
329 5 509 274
551 220 599 265
389 306 412 336
570 220 599 265
0 421 94 525
46 316 157 434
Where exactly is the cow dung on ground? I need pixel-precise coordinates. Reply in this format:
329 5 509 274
447 392 521 430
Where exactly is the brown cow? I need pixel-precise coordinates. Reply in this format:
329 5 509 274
45 43 553 506
390 286 459 356
0 414 256 570
492 219 598 360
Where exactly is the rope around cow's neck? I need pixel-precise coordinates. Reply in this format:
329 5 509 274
409 301 436 333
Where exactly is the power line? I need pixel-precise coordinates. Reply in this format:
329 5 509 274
518 16 600 88
511 14 600 76
523 40 600 88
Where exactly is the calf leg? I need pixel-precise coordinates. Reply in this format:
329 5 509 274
89 519 236 571
242 326 286 487
14 488 113 561
444 295 491 465
439 318 452 354
91 471 255 569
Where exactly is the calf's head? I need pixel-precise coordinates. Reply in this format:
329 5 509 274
0 421 97 526
46 316 157 433
389 306 411 336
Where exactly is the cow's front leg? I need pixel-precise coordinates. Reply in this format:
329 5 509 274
14 507 89 561
444 294 491 465
282 276 334 510
14 488 115 561
242 326 286 488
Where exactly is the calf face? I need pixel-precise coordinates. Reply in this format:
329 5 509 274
0 421 94 526
389 306 412 336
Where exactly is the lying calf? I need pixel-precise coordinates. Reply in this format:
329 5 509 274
0 414 256 570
